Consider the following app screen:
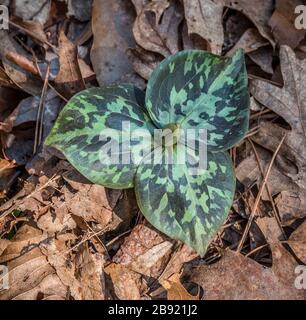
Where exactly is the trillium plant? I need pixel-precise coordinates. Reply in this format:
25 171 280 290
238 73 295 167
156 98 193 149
46 49 250 256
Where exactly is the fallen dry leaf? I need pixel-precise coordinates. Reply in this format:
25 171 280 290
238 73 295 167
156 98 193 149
236 145 297 202
183 0 274 54
91 0 140 86
0 239 10 256
256 216 283 245
10 18 49 47
183 0 224 54
113 224 173 278
0 31 42 95
0 158 17 197
248 47 274 74
62 170 114 226
0 224 68 300
269 0 306 49
105 263 142 300
72 243 106 300
5 52 39 76
41 238 106 300
133 0 183 57
190 246 305 300
226 28 269 57
287 220 306 264
250 46 306 223
128 47 161 80
55 30 94 98
13 0 52 25
161 273 200 300
159 245 198 282
67 0 93 22
2 89 61 139
131 0 149 15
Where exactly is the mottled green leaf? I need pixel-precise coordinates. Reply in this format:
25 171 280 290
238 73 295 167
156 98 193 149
45 84 156 189
135 149 235 256
46 49 250 256
145 49 250 151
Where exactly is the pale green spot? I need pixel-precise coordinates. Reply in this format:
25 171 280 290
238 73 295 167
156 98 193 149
169 62 175 73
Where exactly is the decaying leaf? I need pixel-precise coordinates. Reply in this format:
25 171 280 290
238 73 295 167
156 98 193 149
105 263 142 300
183 0 274 54
128 47 161 80
287 220 306 264
0 159 17 197
248 47 274 74
226 28 269 57
190 247 305 300
10 18 49 47
71 243 106 300
0 31 42 95
250 46 306 223
236 145 298 202
91 0 140 86
40 238 106 300
161 273 200 300
256 216 283 245
133 0 183 57
183 0 224 54
67 0 93 22
113 224 173 278
55 30 94 98
159 245 198 282
269 0 306 49
0 224 68 300
13 0 52 25
226 0 274 47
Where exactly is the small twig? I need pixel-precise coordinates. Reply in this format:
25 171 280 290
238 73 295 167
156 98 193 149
33 63 50 154
250 109 272 120
0 65 24 91
8 20 58 53
245 127 260 137
106 230 131 248
237 134 287 252
0 174 61 221
245 244 269 258
47 83 68 102
84 220 110 259
248 74 282 87
0 227 108 284
248 138 287 240
220 219 244 230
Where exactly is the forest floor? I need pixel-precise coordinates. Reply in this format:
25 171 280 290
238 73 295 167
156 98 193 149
0 0 306 300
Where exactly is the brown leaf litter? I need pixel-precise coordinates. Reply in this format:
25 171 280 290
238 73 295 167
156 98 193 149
1 0 306 301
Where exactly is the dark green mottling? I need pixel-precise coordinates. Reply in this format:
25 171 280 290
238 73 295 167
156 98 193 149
135 150 235 256
45 50 250 256
146 49 250 151
46 84 156 189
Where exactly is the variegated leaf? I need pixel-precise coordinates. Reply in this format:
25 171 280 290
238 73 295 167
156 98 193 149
145 49 250 151
135 149 235 256
46 49 249 256
45 84 156 189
